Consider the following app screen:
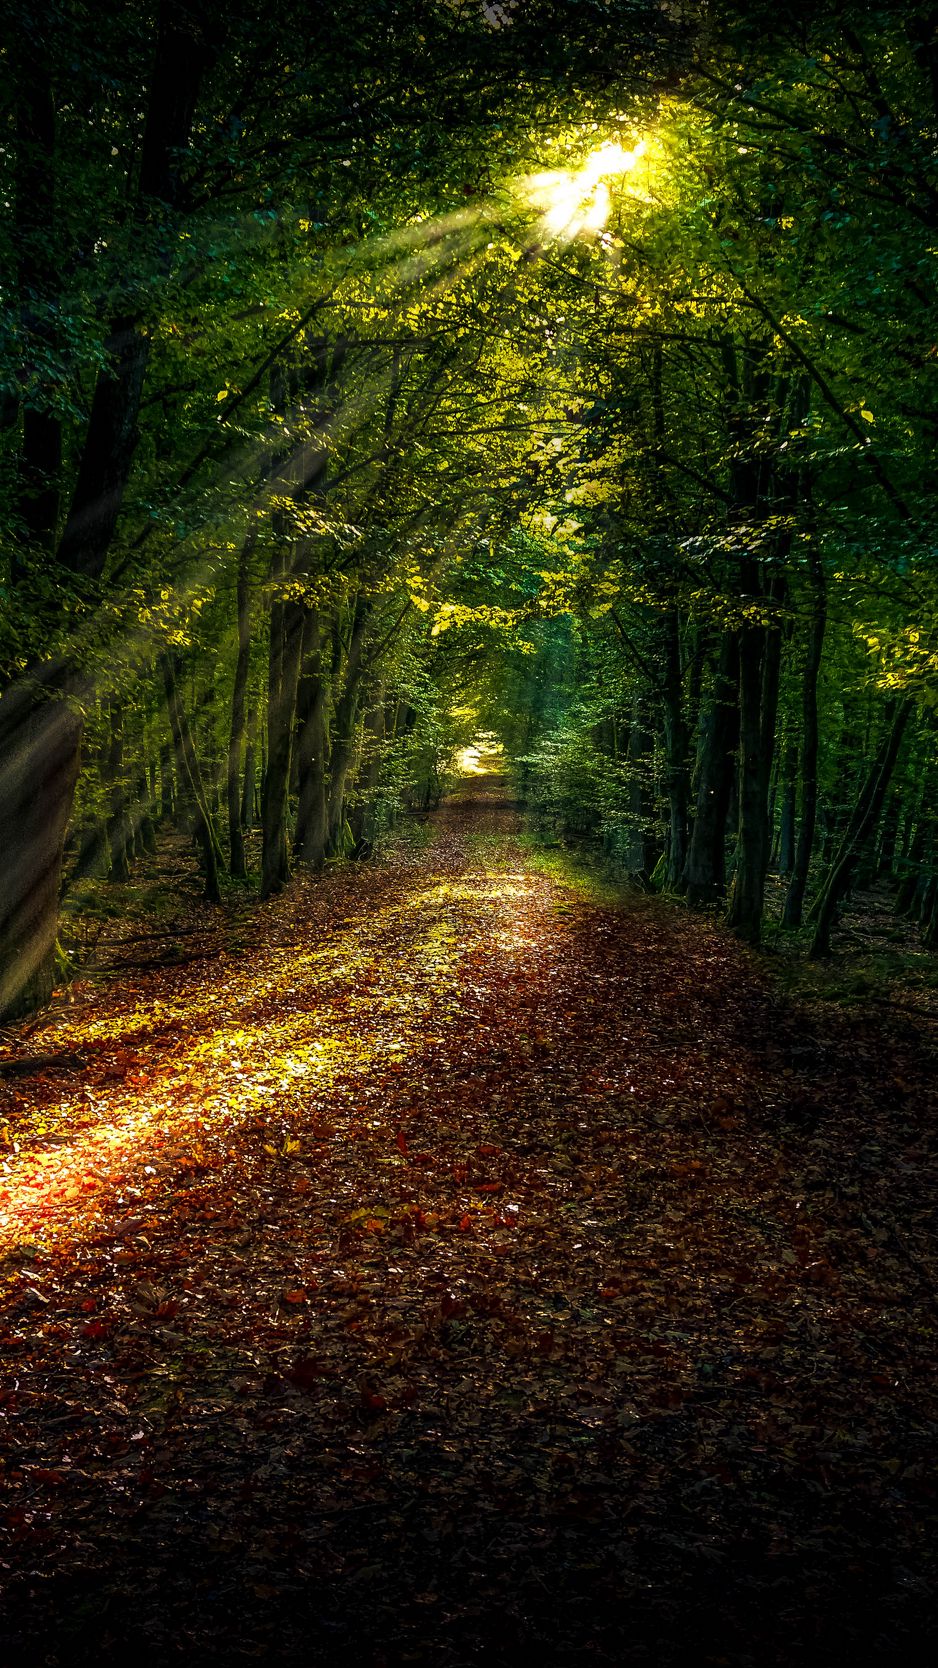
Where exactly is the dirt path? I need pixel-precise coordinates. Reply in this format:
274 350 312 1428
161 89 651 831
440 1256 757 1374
1 780 936 1665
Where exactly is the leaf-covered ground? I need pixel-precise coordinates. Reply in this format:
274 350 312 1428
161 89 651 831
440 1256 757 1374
1 780 936 1666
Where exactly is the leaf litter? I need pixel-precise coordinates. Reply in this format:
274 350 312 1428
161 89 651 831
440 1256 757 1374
0 779 936 1665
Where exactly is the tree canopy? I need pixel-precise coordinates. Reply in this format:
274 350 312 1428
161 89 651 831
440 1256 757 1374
1 0 936 1018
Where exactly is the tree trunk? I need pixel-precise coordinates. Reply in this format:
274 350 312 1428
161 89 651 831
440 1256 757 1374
327 708 360 856
810 700 912 957
783 562 826 929
294 611 330 867
685 626 708 742
875 793 901 881
923 871 938 950
227 531 255 878
241 706 258 832
348 686 386 856
158 740 175 824
661 606 689 892
136 769 157 856
161 652 222 904
104 696 132 882
0 672 82 1018
258 330 333 896
14 41 61 579
686 633 739 907
896 815 930 916
325 598 370 857
777 741 797 878
727 614 767 943
727 566 784 944
626 694 657 884
260 552 306 898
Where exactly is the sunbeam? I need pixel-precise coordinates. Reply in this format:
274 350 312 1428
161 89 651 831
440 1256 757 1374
522 137 648 239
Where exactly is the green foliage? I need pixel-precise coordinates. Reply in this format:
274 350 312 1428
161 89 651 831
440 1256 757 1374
1 0 935 975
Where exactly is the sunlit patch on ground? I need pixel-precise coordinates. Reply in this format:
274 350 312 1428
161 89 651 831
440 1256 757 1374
0 790 567 1251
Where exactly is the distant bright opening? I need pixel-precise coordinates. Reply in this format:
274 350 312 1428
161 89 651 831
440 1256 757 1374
455 735 505 776
525 138 647 239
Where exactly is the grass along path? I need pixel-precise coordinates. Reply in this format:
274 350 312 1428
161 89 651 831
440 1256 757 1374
1 777 936 1665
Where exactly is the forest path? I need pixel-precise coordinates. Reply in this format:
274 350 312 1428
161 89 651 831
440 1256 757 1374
1 777 936 1665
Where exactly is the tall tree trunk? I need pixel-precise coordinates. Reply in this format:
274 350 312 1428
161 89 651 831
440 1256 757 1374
259 333 332 897
227 531 255 878
326 721 359 854
326 598 370 857
348 688 386 856
719 337 783 944
136 768 158 856
260 552 306 898
161 653 222 904
261 550 288 897
895 814 930 916
684 626 708 742
14 38 60 579
645 341 689 890
626 694 658 884
923 870 938 950
911 840 936 922
686 633 739 907
0 672 81 1017
294 611 330 867
241 706 258 831
810 700 912 957
777 740 797 878
104 696 132 882
783 562 827 928
661 607 689 892
875 793 901 881
69 712 109 879
727 616 766 943
158 740 175 824
727 567 785 944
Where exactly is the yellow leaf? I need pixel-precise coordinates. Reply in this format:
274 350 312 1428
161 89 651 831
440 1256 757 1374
860 408 875 423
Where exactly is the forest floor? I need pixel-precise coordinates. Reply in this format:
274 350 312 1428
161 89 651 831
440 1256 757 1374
1 777 936 1666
